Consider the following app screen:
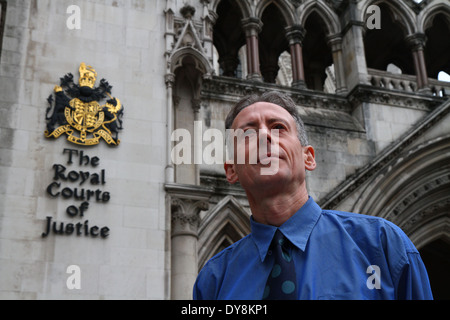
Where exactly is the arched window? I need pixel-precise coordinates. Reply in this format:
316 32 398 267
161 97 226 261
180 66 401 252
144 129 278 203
302 11 333 91
213 0 246 78
259 3 289 83
364 3 414 75
424 13 450 79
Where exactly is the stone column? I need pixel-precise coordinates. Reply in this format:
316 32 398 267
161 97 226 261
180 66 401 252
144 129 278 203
340 2 369 91
285 25 306 89
191 99 202 186
242 17 263 81
165 73 175 183
327 34 348 95
166 183 212 300
406 33 429 92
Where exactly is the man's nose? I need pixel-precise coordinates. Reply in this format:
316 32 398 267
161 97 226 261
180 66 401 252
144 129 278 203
258 127 273 154
258 126 272 142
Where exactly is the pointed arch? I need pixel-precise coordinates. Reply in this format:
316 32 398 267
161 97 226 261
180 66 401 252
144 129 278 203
419 1 450 78
197 196 251 269
417 0 450 34
298 0 341 36
169 19 214 77
258 2 291 83
362 1 416 75
170 47 213 77
300 3 336 91
411 216 450 250
211 0 252 19
212 0 247 78
359 0 415 35
255 0 296 27
354 135 450 249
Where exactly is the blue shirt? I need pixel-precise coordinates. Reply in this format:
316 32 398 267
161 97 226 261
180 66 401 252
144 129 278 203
193 197 433 300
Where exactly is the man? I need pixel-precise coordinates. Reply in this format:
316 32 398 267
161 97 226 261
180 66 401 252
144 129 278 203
193 91 433 300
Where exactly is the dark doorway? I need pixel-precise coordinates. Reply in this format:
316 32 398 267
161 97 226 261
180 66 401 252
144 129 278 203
419 238 450 300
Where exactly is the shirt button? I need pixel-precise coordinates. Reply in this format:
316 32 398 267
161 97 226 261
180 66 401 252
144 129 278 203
268 250 272 255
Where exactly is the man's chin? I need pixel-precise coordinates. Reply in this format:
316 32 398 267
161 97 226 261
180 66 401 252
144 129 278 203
254 167 290 184
257 158 281 176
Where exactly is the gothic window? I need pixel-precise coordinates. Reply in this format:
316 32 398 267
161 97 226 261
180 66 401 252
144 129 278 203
259 3 289 83
213 0 246 78
424 13 450 79
364 3 414 75
302 11 333 91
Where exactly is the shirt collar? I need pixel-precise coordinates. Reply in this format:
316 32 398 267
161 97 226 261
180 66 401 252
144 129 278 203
250 197 322 262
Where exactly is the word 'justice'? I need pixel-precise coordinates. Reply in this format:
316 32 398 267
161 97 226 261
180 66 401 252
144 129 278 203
43 149 110 239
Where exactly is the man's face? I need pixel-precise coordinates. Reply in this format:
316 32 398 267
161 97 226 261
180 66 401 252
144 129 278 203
224 102 316 193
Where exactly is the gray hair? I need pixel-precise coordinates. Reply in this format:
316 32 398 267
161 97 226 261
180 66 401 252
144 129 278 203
225 91 309 146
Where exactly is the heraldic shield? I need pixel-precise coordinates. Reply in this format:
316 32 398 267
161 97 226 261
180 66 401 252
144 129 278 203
45 63 124 146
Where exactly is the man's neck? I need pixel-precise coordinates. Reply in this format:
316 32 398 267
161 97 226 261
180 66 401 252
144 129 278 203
247 185 309 227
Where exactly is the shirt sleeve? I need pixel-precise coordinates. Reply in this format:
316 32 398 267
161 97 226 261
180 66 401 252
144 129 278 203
382 220 433 300
192 273 206 300
396 251 433 300
193 262 218 300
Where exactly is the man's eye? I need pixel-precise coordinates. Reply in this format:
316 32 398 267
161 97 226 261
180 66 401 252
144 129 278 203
243 129 257 137
273 124 286 130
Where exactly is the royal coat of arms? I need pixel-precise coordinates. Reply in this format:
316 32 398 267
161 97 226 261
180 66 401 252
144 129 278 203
45 63 124 146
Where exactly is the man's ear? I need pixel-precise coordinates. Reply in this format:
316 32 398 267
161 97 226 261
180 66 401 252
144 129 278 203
304 146 316 172
224 161 239 184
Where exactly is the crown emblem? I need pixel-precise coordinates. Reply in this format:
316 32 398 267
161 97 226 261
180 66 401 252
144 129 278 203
78 63 98 88
45 63 124 146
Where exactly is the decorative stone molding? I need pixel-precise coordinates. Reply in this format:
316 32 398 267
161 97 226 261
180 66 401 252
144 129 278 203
165 2 214 78
320 98 450 210
348 82 444 111
391 174 450 219
165 183 213 237
201 76 351 112
197 195 251 269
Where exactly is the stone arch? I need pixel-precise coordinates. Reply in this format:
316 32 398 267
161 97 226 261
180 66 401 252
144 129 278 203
170 49 213 184
411 216 450 250
255 0 296 27
258 2 291 83
354 135 450 247
197 196 251 270
359 0 415 35
362 1 416 75
419 2 450 78
212 0 247 78
170 47 214 79
211 0 252 19
417 0 450 34
298 0 341 36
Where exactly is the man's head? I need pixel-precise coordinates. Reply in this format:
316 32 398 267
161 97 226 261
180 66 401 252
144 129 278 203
224 91 316 197
225 91 309 146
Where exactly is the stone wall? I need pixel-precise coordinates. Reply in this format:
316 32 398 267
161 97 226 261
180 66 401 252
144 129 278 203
0 0 168 299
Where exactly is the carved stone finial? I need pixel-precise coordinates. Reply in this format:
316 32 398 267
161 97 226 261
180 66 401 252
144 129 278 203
180 5 196 19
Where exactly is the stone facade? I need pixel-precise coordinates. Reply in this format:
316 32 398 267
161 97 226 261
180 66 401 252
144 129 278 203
0 0 449 299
